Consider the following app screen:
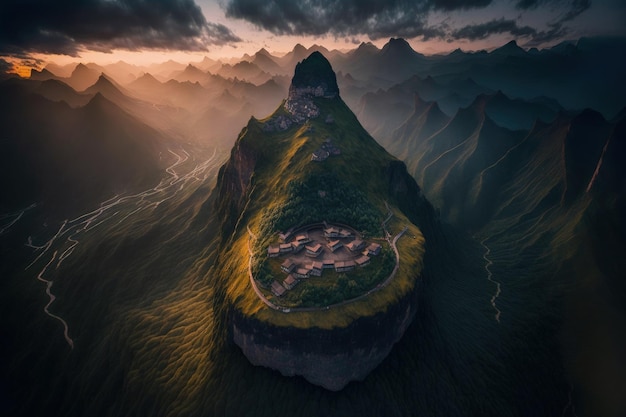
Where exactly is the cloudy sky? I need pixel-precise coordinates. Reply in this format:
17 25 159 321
1 0 624 70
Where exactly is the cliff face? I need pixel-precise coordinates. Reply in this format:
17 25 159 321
215 123 257 235
231 280 420 391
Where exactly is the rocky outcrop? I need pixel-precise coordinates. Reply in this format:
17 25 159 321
284 52 339 123
215 123 257 235
231 281 420 391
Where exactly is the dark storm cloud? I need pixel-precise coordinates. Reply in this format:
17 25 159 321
0 0 241 57
452 18 537 40
560 0 592 22
449 0 591 46
515 0 591 22
223 0 491 40
516 0 542 8
512 0 591 46
0 58 12 75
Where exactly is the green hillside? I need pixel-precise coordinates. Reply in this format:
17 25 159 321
212 73 426 329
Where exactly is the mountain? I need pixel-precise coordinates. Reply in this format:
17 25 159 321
390 93 625 273
128 73 207 109
5 41 622 417
355 75 445 141
275 43 310 69
67 63 101 91
491 40 527 56
217 61 273 84
209 51 434 390
251 50 285 75
34 78 91 107
351 41 380 59
342 38 428 83
147 59 187 77
100 60 144 84
289 51 338 94
128 72 163 91
43 62 76 77
380 37 424 61
387 95 450 161
171 64 210 84
0 82 168 215
83 74 134 104
29 67 58 81
192 56 221 72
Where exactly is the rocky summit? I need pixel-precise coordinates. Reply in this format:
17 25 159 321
284 52 339 124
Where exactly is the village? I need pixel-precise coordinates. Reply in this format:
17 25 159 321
266 223 382 297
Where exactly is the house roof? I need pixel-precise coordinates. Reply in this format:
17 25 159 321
335 260 354 268
271 281 286 296
347 239 363 250
306 243 322 252
281 259 295 267
356 256 370 265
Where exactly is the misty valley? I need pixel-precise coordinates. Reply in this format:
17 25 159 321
1 38 625 417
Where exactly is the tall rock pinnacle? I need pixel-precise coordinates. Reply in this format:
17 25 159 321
284 52 339 123
290 51 339 97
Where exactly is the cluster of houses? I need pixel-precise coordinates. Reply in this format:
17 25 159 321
284 87 322 124
311 138 341 162
262 114 293 132
266 226 382 297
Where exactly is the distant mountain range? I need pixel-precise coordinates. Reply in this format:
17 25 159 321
0 81 170 216
1 39 625 417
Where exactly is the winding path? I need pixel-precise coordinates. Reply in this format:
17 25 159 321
246 216 407 313
479 237 501 323
19 146 224 349
246 226 283 311
561 385 579 417
36 251 74 349
0 203 37 235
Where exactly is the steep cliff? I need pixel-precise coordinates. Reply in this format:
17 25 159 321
231 280 419 391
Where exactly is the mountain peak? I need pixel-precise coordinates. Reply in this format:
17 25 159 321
87 73 119 92
382 38 415 54
30 68 56 80
290 51 338 95
256 48 271 57
279 52 339 124
493 40 526 56
71 63 95 77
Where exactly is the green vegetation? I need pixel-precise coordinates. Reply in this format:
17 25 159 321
258 173 382 239
214 94 428 328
